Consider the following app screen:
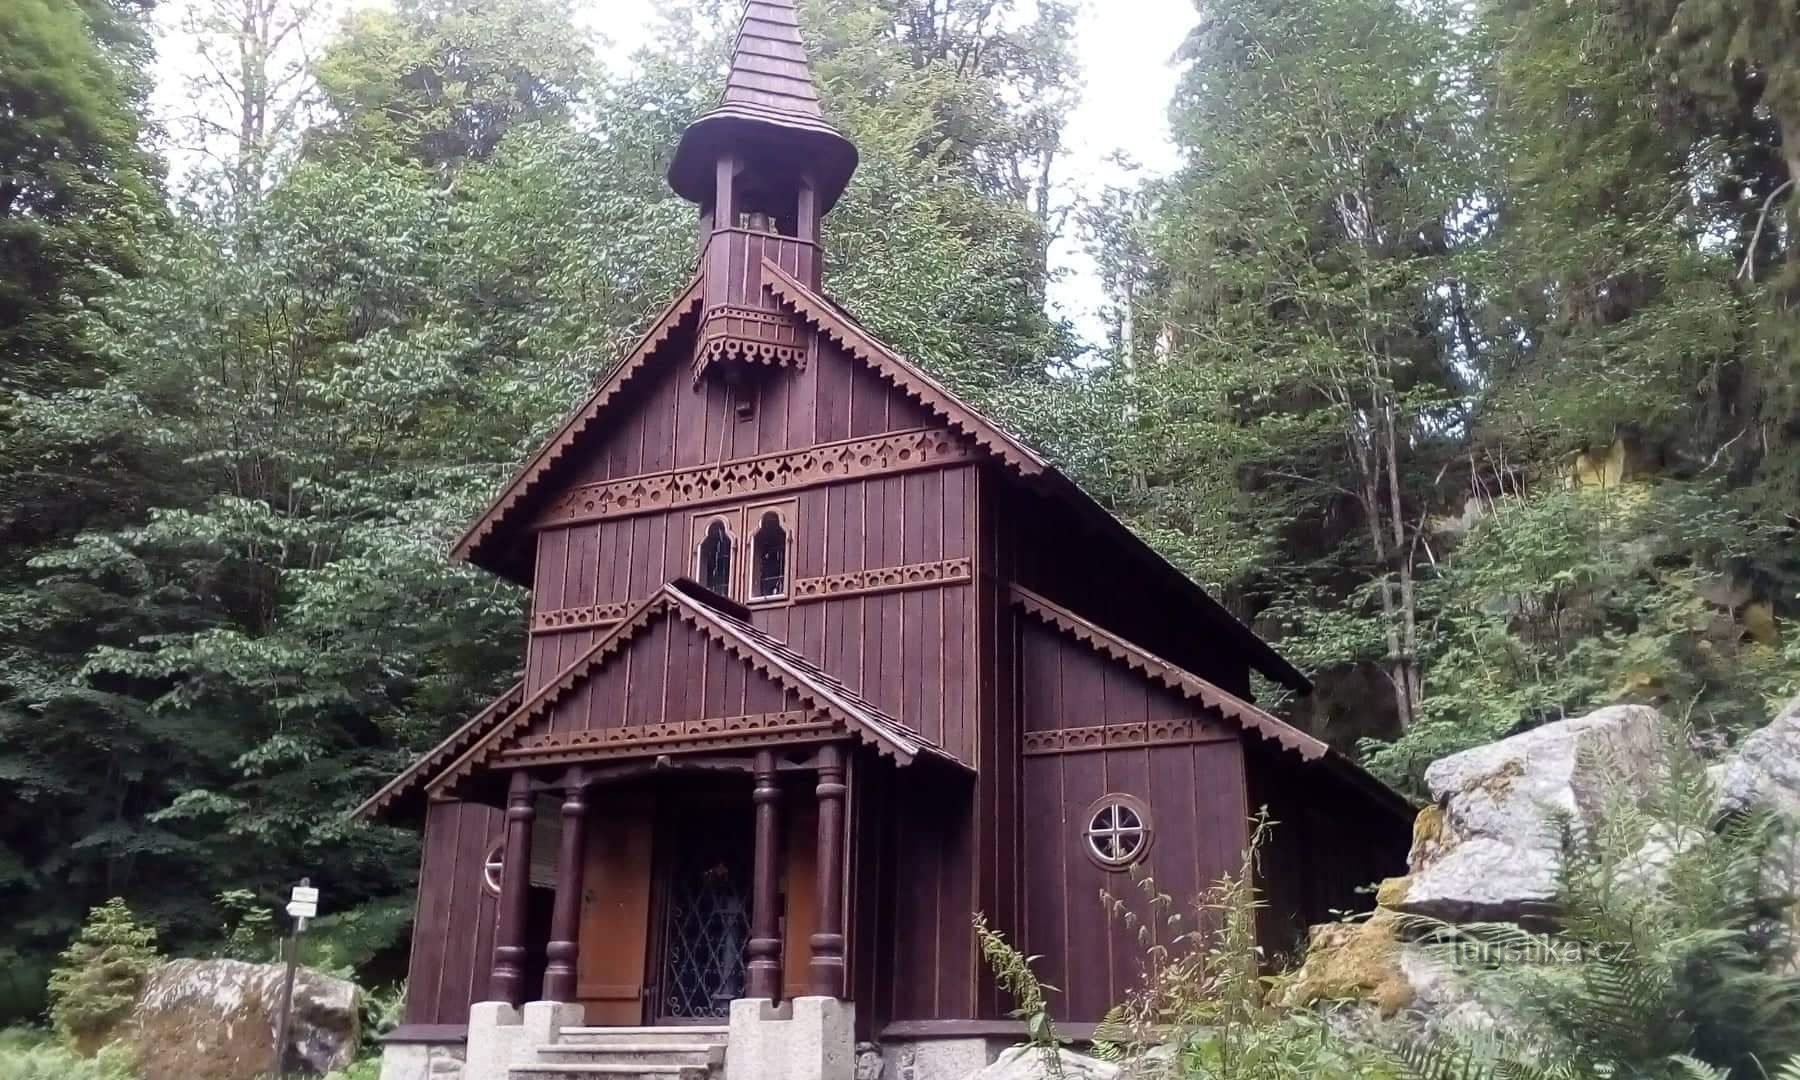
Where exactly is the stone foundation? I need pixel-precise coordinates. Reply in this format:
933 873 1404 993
463 1000 585 1080
878 1036 1010 1079
378 1040 466 1080
726 996 856 1080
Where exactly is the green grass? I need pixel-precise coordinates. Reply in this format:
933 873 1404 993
0 1027 139 1080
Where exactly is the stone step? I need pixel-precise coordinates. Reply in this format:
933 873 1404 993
534 1044 724 1069
509 1065 708 1080
556 1027 728 1046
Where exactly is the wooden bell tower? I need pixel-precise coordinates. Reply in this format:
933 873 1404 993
665 0 858 400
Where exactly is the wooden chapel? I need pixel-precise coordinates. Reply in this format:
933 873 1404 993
356 1 1411 1073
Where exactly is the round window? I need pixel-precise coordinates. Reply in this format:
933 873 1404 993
481 838 506 896
1083 794 1152 869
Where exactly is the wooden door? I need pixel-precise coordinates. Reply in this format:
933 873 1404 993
577 791 655 1025
780 798 818 1001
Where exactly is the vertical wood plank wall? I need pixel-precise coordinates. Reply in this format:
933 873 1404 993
523 341 980 761
1001 484 1254 697
404 800 501 1025
1013 618 1251 1022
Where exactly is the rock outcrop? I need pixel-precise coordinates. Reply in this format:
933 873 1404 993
963 1045 1119 1080
124 958 360 1080
1716 693 1800 822
1385 705 1664 922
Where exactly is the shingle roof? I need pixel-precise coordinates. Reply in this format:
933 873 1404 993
403 580 961 807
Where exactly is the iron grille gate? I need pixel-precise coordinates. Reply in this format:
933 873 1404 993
657 821 752 1019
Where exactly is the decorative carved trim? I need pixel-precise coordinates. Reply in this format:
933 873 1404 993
529 601 631 635
759 259 1048 477
1009 585 1329 761
453 280 706 571
1022 718 1237 757
692 305 808 382
792 558 972 603
532 428 975 529
424 582 965 799
498 711 837 766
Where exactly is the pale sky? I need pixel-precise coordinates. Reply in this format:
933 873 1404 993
152 0 1199 350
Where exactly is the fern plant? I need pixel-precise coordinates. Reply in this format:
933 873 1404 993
1397 729 1800 1080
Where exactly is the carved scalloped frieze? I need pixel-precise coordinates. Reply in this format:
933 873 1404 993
498 710 836 765
692 305 808 382
791 558 973 603
529 601 631 635
1021 718 1233 756
532 428 975 529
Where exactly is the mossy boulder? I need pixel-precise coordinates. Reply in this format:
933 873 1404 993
1388 705 1664 922
122 958 359 1080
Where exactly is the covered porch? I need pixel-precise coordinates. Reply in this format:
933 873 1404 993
483 743 853 1021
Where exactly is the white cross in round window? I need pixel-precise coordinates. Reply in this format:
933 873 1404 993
1083 794 1152 869
482 838 506 896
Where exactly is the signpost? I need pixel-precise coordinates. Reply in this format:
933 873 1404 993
270 880 319 1080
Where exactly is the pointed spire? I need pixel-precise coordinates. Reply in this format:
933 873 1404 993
668 0 859 214
722 0 824 119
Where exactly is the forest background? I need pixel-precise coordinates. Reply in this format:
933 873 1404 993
1 0 1797 1024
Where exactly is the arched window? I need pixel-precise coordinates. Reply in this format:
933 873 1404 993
697 518 733 595
750 510 788 600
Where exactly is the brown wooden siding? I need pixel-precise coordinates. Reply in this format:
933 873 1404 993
526 462 979 761
1013 613 1251 1023
998 484 1255 698
565 336 936 486
404 800 501 1025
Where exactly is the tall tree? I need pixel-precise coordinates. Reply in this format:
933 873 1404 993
0 0 161 394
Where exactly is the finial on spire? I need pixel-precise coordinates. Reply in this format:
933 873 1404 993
667 0 859 215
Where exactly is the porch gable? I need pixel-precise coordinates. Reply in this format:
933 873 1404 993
424 580 961 801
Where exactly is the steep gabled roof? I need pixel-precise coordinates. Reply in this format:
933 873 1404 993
422 580 961 801
763 260 1309 693
759 260 1050 474
450 277 704 575
1011 585 1413 820
348 679 527 822
452 265 1308 692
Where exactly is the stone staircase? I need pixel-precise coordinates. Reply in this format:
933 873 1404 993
507 1025 729 1080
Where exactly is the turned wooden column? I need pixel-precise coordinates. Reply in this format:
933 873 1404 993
809 744 847 998
490 771 535 1006
541 778 588 1003
746 750 783 1001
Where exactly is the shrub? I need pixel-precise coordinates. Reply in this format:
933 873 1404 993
0 1027 138 1080
1094 814 1399 1080
46 899 161 1048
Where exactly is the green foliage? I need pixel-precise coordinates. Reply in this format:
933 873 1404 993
1093 815 1400 1080
973 913 1064 1076
46 899 160 1047
312 0 596 170
1366 483 1791 792
0 0 162 394
215 890 276 963
1396 732 1800 1079
0 1028 138 1080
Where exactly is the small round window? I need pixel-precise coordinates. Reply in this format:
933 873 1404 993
1083 794 1151 869
481 837 506 896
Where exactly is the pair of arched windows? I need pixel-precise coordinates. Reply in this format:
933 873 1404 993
693 500 794 603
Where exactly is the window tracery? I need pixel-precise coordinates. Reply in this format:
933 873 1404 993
1082 794 1152 869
